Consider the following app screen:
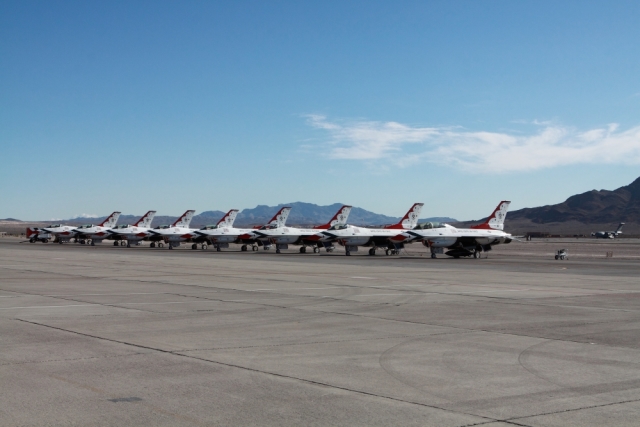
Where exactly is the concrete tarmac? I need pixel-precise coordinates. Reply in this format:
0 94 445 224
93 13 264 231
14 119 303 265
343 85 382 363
1 239 640 426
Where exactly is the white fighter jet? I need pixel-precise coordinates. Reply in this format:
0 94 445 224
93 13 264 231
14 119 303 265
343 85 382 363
42 212 120 244
146 210 196 249
106 210 157 247
252 205 352 254
72 212 122 246
40 223 76 243
320 203 424 256
188 209 239 250
193 207 291 252
393 201 513 259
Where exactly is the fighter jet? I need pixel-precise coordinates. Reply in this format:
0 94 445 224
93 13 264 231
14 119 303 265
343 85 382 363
194 207 291 252
72 212 122 246
394 201 513 258
320 203 424 256
252 205 352 254
106 210 157 247
42 212 120 244
146 210 196 249
39 223 76 243
591 223 625 239
187 209 239 250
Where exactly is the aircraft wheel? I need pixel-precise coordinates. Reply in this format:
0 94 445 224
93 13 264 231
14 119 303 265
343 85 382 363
59 240 63 244
368 248 375 256
216 246 221 252
300 247 306 254
121 241 126 246
252 246 258 251
127 242 131 248
241 245 247 251
168 244 173 250
345 250 351 256
555 255 559 260
158 243 164 248
202 244 207 250
276 249 281 254
150 242 156 248
313 247 319 253
385 249 390 256
42 239 48 243
29 238 35 243
431 253 436 259
191 244 197 250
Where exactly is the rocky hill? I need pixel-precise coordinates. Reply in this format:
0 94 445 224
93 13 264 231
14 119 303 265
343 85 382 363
508 176 640 224
453 176 640 235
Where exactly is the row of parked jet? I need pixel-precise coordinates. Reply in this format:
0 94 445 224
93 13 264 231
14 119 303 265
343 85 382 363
27 201 514 258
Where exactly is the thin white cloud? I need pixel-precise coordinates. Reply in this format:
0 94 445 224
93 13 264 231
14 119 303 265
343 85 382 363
74 213 98 218
305 115 640 173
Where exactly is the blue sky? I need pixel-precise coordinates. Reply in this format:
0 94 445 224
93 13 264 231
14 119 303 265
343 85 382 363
2 1 639 221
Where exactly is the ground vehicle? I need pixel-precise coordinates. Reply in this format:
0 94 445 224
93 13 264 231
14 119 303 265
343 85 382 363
555 249 568 260
26 227 51 243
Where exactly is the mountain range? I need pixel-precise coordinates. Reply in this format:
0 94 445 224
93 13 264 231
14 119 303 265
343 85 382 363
59 202 457 228
5 176 640 235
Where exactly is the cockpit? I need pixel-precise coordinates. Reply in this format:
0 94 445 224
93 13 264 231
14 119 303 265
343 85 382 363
114 224 130 229
154 225 170 229
48 224 62 228
200 225 219 230
414 222 446 230
328 224 348 230
259 224 278 230
77 224 95 229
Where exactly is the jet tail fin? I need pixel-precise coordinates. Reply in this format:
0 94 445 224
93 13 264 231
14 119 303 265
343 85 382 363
99 212 121 228
615 223 625 234
172 210 196 228
471 201 511 231
314 205 352 229
134 211 156 228
264 207 291 228
26 227 39 238
384 203 424 229
217 209 239 228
